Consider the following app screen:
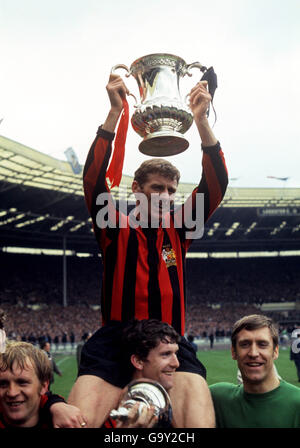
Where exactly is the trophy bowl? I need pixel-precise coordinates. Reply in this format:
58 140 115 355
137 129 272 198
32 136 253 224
112 53 207 157
109 378 172 424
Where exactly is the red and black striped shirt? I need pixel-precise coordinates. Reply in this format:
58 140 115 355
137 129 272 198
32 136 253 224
83 127 228 335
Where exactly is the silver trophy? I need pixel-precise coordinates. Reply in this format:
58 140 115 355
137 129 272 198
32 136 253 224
111 53 208 157
109 379 172 423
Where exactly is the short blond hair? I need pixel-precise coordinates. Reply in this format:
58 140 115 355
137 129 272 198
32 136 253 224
0 341 52 384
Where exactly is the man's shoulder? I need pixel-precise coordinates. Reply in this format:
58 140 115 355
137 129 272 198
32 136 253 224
279 380 300 396
210 381 238 389
209 382 241 396
209 383 243 410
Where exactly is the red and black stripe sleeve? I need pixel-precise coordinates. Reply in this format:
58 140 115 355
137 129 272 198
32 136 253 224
174 141 228 249
198 141 228 222
83 127 115 214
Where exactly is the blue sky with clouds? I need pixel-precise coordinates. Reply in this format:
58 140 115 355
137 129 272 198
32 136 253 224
1 0 300 187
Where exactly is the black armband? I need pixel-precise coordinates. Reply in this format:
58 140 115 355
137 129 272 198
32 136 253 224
202 141 221 153
97 125 115 141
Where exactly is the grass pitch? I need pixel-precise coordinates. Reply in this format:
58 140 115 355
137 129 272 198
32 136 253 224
51 347 300 400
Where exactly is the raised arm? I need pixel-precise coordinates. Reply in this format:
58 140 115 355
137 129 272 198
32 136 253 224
174 81 228 243
190 80 228 220
102 73 129 133
83 74 129 212
189 80 218 147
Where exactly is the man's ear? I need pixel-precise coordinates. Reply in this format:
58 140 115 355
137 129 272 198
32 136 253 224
273 345 279 361
40 380 49 396
132 180 141 194
130 354 144 371
231 346 237 360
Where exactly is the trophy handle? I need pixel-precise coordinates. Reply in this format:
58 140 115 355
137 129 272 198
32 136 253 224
184 62 207 105
185 62 207 77
184 63 217 121
111 64 131 76
185 63 217 100
110 64 138 105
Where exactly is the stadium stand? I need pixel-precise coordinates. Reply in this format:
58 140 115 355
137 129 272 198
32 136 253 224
1 252 300 343
1 135 300 345
1 134 300 254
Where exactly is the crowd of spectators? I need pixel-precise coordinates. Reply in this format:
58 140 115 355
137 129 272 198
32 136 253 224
0 302 100 345
0 252 102 307
1 301 298 345
1 252 300 343
186 257 300 305
185 302 261 338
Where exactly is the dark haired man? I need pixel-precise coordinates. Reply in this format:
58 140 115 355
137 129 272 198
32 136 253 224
68 72 228 427
122 319 181 392
210 314 300 428
109 319 180 428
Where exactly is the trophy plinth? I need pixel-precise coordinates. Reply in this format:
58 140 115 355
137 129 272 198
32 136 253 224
139 131 190 156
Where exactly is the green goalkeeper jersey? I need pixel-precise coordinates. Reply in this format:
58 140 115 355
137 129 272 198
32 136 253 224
209 380 300 428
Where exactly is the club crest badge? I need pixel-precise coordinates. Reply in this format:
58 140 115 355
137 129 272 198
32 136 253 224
162 245 177 268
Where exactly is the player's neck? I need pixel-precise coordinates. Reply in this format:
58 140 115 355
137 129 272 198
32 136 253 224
243 374 280 394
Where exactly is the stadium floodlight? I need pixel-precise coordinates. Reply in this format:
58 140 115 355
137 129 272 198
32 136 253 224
0 213 25 227
244 222 257 235
225 222 240 236
271 221 287 235
70 222 86 232
15 215 48 229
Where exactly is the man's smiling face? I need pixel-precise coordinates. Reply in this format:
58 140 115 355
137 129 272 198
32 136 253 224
231 326 279 390
0 358 48 427
132 173 178 225
137 338 180 391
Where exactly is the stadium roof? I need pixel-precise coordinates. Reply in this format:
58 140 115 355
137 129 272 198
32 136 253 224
1 134 300 254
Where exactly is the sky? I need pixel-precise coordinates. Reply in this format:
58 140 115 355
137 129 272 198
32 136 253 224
1 0 300 188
